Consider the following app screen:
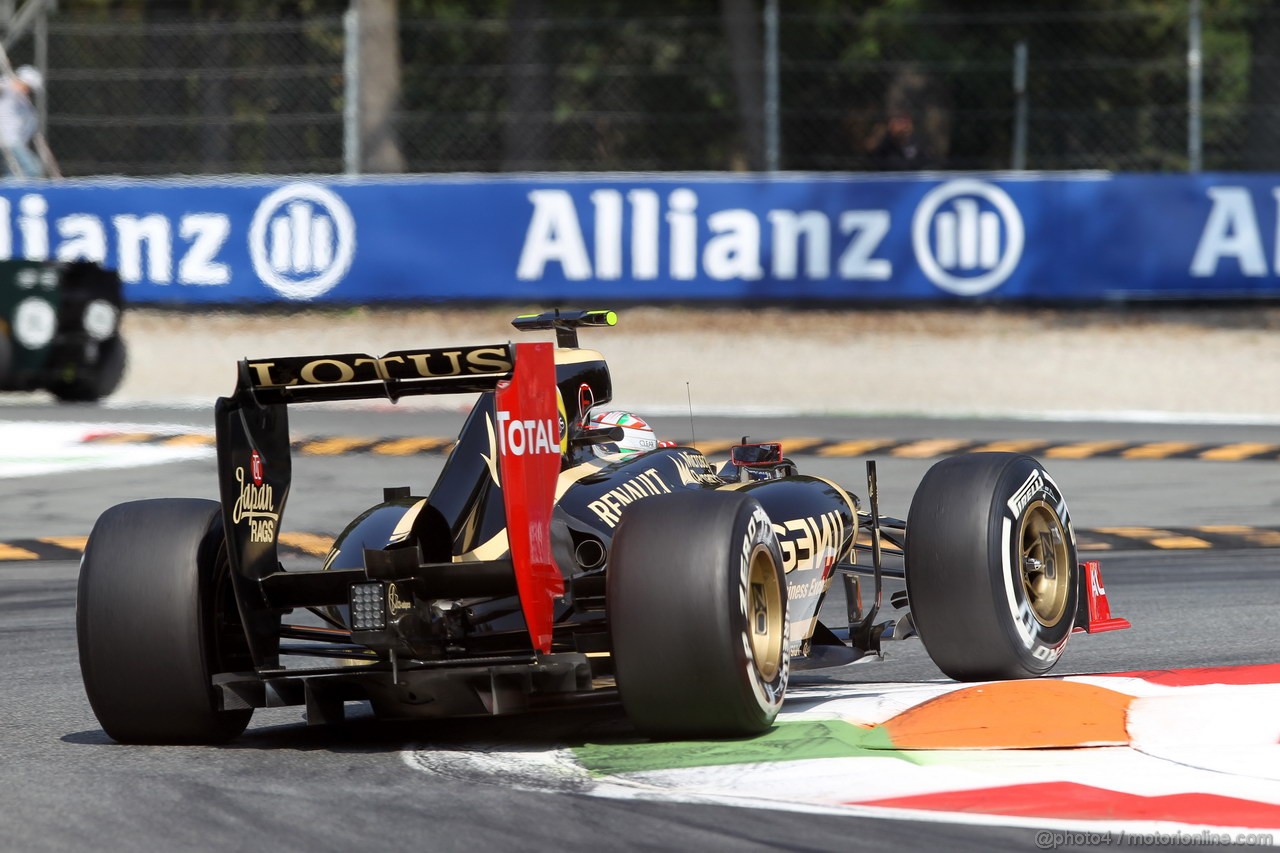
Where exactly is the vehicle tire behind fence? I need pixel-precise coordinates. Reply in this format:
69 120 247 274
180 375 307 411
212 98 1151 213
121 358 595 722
77 498 253 744
608 491 788 738
51 335 126 403
0 330 11 388
905 453 1079 681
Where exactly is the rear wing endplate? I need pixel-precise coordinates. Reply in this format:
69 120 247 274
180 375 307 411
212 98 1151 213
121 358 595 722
494 342 565 652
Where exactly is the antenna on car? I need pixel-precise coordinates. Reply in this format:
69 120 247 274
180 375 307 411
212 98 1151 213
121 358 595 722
686 381 696 449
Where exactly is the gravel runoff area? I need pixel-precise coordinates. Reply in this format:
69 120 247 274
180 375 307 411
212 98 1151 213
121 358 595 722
111 305 1280 421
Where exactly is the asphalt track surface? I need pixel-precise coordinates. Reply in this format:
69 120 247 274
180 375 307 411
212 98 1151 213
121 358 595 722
3 403 1279 851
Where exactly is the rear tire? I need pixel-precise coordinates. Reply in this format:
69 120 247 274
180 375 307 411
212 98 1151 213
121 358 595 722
905 453 1079 681
77 498 253 744
51 336 126 402
608 491 788 738
0 330 11 389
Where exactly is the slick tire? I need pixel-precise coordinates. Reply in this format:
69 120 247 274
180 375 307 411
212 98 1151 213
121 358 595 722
905 453 1079 681
0 330 11 388
51 335 126 403
608 491 788 738
77 498 253 744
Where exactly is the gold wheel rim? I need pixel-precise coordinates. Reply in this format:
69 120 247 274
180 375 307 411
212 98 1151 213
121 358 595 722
1018 500 1070 627
747 544 784 681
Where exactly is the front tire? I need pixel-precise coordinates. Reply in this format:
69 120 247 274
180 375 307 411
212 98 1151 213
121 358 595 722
608 491 789 738
77 498 253 743
905 453 1079 681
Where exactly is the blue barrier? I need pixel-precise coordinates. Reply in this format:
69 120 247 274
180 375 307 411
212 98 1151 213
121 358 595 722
0 173 1278 303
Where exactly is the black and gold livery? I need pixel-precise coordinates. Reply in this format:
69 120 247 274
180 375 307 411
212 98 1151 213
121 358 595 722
74 309 1128 746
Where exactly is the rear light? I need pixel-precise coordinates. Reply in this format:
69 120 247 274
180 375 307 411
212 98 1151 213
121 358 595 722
349 583 386 631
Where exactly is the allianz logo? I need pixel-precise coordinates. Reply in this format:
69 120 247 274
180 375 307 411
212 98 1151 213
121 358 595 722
912 179 1025 295
249 183 356 299
517 178 1025 295
0 181 355 300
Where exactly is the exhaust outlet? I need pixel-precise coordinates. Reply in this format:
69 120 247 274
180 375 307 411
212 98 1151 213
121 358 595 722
574 538 606 570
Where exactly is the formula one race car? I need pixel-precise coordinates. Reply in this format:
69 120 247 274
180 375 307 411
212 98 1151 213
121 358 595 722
0 259 126 402
76 309 1129 744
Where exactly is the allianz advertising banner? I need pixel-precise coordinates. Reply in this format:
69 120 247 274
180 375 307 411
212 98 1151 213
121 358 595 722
0 173 1276 303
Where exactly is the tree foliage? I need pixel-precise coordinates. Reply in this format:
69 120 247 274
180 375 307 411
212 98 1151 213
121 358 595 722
35 0 1279 174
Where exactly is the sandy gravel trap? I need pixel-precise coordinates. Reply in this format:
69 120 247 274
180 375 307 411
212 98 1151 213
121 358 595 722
102 305 1280 422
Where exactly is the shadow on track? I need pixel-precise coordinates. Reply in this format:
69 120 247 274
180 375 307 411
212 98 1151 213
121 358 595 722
61 701 642 754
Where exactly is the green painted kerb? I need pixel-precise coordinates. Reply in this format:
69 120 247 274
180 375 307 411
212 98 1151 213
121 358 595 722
573 720 916 776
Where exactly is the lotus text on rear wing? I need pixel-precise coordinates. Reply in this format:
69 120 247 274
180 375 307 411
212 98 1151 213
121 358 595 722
244 346 514 388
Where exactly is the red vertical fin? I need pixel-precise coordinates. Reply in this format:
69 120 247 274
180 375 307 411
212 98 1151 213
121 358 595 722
1077 560 1131 633
494 342 564 653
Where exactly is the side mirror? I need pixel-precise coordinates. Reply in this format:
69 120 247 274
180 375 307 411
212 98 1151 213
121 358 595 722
577 382 594 429
730 442 783 468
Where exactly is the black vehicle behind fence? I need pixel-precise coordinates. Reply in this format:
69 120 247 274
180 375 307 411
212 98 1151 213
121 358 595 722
76 309 1129 745
0 259 126 401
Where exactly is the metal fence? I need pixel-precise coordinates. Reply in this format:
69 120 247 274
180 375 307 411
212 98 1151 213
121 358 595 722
16 15 347 176
9 2 1280 176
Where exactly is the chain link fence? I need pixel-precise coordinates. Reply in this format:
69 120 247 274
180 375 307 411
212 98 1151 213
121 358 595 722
15 14 347 176
11 2 1280 176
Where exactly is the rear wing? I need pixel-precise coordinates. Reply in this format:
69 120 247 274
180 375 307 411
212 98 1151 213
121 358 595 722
215 340 565 666
233 343 515 406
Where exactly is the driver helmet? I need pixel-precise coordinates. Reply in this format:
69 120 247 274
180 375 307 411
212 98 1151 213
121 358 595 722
587 410 658 458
